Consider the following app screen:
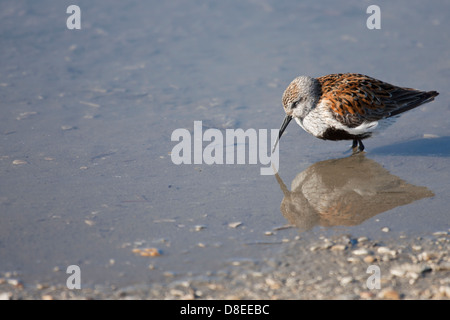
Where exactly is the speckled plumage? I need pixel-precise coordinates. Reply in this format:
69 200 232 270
274 73 439 152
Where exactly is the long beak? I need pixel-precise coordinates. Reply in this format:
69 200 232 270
272 115 292 154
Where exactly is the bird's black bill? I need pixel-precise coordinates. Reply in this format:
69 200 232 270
272 115 292 154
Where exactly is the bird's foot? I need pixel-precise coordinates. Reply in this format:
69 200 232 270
344 139 365 155
351 139 365 154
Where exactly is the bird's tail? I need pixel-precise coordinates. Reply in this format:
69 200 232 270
390 90 439 117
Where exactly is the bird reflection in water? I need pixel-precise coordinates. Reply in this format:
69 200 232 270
275 154 434 231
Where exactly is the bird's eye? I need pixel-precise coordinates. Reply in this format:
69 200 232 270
292 97 304 109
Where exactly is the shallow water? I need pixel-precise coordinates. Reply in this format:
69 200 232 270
0 0 449 287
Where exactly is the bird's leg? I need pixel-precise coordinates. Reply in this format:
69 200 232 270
358 139 365 152
351 139 365 154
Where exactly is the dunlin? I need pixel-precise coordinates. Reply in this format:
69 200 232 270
273 73 439 153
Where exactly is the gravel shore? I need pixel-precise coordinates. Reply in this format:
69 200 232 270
2 231 449 300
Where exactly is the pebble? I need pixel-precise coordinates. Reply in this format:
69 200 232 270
0 292 12 300
12 160 27 165
163 271 175 277
347 257 360 263
132 248 162 257
16 111 37 120
265 278 281 290
381 227 390 232
435 261 450 271
84 220 95 226
61 125 76 131
360 291 375 299
439 286 450 297
357 236 369 243
194 225 206 231
228 222 242 228
352 248 369 255
340 276 353 286
330 244 347 251
6 279 22 287
390 263 431 279
377 247 396 256
379 288 400 300
417 251 436 261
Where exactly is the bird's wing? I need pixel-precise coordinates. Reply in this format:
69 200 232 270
317 73 438 128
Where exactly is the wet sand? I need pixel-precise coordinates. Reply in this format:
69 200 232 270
0 1 449 299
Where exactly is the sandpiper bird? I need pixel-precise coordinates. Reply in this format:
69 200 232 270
273 73 439 153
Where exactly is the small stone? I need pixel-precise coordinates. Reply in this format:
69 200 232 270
390 263 431 278
321 242 333 249
340 276 353 286
264 231 274 236
265 278 281 290
357 236 369 243
377 247 396 256
377 246 390 254
435 261 450 271
228 222 242 228
61 125 76 131
439 286 450 297
0 292 12 300
16 111 37 120
417 251 436 261
79 101 100 108
6 279 22 288
379 288 400 300
381 227 390 232
41 295 53 300
194 225 206 231
36 283 47 290
163 271 175 277
330 244 347 251
363 255 376 264
132 247 162 257
360 291 375 299
170 289 184 297
352 248 369 255
84 219 95 226
433 231 448 236
12 159 27 165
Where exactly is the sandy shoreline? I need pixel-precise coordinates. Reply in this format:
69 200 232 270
2 231 448 300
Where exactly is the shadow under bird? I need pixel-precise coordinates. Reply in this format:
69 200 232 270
273 73 439 153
